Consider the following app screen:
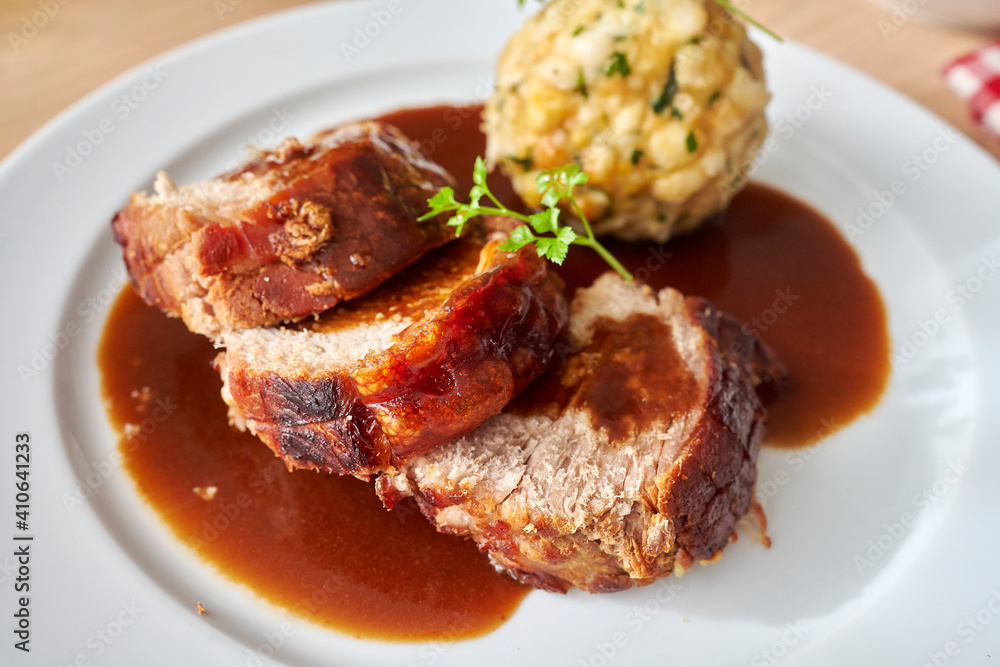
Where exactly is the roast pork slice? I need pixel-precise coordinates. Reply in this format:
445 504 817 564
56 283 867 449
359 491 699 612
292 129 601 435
378 274 785 593
112 121 456 338
216 217 569 478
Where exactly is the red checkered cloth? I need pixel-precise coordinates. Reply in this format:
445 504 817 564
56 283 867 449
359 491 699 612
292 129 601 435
944 39 1000 139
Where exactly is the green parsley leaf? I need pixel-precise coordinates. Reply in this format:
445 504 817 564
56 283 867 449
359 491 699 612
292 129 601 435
509 154 534 171
419 187 472 237
422 187 458 217
534 226 577 265
538 163 589 193
500 224 537 252
540 188 560 209
536 164 589 208
535 235 576 264
528 207 561 235
534 229 575 263
472 156 489 186
607 52 631 77
576 69 588 98
630 149 643 165
652 60 678 114
685 131 698 153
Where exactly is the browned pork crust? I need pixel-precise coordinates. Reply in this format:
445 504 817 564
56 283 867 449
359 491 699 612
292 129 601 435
217 217 569 478
377 275 785 593
112 121 455 338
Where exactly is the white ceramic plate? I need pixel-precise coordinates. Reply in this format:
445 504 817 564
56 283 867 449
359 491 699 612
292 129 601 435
2 1 999 664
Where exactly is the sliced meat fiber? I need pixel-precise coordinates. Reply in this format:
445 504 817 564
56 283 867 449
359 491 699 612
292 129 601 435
217 216 569 478
378 274 786 593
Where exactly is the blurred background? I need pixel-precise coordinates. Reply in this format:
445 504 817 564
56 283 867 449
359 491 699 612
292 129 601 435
1 0 999 162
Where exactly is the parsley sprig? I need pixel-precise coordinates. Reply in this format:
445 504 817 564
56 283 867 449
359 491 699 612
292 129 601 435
420 157 633 281
711 0 782 42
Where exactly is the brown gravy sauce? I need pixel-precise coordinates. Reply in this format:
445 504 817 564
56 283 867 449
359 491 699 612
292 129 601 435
509 314 701 443
97 104 890 641
553 187 891 447
381 104 890 448
99 289 527 640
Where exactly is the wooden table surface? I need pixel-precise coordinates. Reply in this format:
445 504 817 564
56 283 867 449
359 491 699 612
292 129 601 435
1 0 999 163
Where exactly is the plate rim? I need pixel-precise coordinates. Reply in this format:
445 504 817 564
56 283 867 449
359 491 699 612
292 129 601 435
1 1 999 665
